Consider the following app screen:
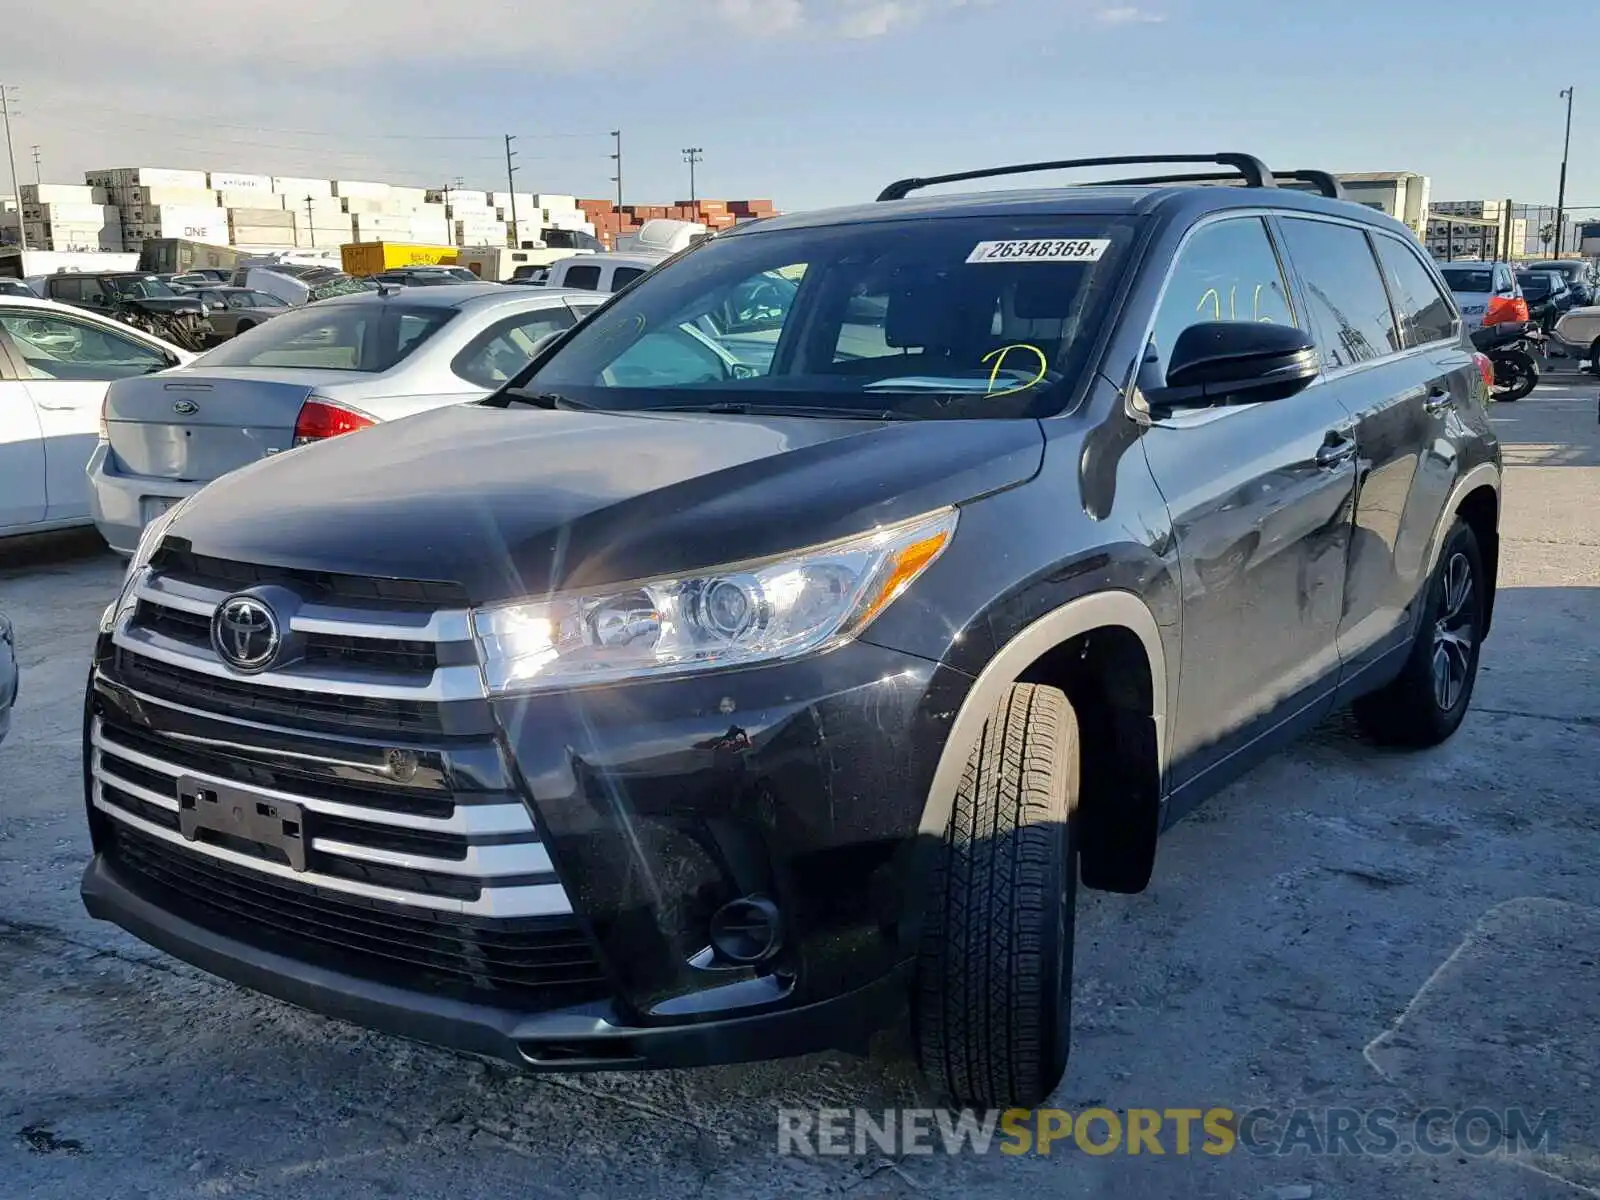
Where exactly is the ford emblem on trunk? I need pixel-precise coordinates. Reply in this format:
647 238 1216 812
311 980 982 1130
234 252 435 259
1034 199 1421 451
173 400 199 415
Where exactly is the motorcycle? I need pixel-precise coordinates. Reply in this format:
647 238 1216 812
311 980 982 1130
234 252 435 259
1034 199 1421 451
1469 322 1540 402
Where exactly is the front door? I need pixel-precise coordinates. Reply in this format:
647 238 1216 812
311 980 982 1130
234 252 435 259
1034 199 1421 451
1137 215 1358 793
0 338 46 531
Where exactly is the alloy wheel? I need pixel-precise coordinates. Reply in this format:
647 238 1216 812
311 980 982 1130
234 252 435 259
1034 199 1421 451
1431 551 1476 711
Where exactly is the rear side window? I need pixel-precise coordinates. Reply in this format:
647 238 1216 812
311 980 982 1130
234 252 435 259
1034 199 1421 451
562 265 602 291
49 278 84 302
1372 237 1457 347
452 306 576 387
1148 217 1296 378
611 267 648 289
196 303 455 372
1277 219 1401 365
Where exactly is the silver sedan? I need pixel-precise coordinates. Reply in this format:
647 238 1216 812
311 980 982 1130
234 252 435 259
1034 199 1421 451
88 283 600 553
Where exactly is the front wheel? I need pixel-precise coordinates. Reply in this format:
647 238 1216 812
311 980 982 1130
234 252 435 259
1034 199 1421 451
912 683 1079 1107
1352 518 1486 747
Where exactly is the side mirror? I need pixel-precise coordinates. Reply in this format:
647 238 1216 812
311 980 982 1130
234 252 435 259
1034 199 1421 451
1145 321 1319 414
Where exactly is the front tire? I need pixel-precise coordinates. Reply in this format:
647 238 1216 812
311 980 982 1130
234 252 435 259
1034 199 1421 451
1352 518 1486 747
912 683 1079 1107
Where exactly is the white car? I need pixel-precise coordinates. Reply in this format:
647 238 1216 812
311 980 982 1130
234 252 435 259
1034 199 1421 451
88 283 600 553
0 296 192 539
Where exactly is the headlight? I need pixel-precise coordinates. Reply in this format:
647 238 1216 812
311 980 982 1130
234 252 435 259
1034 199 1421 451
473 507 958 695
102 498 191 632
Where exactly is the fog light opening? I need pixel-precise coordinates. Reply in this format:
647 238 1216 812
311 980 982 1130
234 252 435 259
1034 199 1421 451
708 895 783 965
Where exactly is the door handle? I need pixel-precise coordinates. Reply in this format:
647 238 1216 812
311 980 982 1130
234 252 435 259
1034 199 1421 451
1315 436 1357 468
1423 385 1452 416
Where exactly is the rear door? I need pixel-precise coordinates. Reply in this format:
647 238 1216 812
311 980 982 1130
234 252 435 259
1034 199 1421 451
0 328 46 530
0 308 176 522
1274 217 1469 680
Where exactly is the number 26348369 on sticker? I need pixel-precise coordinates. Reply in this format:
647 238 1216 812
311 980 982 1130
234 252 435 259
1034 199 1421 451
966 238 1111 264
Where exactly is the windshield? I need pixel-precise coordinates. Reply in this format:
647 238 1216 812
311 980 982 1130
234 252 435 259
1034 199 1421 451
526 215 1135 419
1517 273 1556 297
1439 268 1493 294
109 276 179 299
194 302 455 371
1527 262 1583 281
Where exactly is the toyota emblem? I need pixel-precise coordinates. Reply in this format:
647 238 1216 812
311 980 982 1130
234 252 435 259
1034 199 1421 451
211 595 281 673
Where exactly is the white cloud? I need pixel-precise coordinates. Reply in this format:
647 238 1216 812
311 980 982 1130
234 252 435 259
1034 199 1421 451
1095 6 1167 23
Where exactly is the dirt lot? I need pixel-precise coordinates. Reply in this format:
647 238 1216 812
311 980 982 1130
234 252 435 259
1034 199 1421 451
2 383 1597 1200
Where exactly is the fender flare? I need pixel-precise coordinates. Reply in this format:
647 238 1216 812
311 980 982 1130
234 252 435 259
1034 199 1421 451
1424 462 1501 579
916 590 1170 840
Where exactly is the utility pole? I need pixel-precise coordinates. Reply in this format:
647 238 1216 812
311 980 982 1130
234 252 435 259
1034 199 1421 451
1555 87 1574 258
503 134 519 240
30 144 41 188
610 129 623 211
1 85 26 251
682 147 703 204
304 195 316 248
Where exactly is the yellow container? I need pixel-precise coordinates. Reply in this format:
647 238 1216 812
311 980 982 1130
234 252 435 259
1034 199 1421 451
339 242 458 274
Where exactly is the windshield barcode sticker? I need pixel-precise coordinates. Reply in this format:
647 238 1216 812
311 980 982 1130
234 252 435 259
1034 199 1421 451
966 239 1110 264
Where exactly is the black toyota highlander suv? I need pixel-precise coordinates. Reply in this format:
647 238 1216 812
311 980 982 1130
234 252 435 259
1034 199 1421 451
80 153 1502 1107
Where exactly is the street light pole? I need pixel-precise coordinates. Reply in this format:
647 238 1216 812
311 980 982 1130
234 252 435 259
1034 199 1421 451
682 147 703 204
1554 87 1574 257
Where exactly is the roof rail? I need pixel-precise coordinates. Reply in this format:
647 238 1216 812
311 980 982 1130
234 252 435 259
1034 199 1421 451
875 153 1276 202
1092 169 1348 200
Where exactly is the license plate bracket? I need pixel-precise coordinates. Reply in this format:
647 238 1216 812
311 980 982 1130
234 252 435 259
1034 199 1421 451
177 776 307 871
141 496 177 526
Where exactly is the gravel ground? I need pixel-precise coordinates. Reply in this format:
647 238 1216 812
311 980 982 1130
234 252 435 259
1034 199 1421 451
1 382 1596 1200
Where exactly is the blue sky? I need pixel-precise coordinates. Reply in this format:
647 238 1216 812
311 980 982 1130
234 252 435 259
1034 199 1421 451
11 0 1597 218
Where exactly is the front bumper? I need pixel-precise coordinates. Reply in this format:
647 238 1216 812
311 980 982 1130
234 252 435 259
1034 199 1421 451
86 441 205 555
83 633 970 1068
82 851 911 1069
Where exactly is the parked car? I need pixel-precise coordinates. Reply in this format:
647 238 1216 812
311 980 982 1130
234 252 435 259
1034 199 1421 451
1436 261 1526 333
370 266 481 287
1515 269 1572 329
184 286 291 341
0 295 192 539
87 283 601 553
1523 259 1595 306
40 271 211 350
0 278 36 298
0 609 15 747
79 152 1502 1108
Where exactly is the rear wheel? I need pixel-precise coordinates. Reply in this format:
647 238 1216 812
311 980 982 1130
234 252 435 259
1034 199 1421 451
1352 518 1485 747
233 320 254 336
1492 350 1537 401
912 683 1079 1107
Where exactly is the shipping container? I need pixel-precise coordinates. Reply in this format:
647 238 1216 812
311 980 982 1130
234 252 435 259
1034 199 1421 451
332 179 393 200
20 223 123 252
0 248 140 279
123 205 230 241
137 238 240 274
21 183 108 206
228 207 296 229
21 202 119 224
87 166 208 190
389 185 428 207
119 186 219 208
272 176 335 199
339 241 460 274
230 229 296 247
207 171 272 192
534 194 579 212
219 189 285 210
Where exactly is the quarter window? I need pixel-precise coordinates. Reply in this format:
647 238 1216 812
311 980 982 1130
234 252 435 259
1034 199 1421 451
611 267 648 289
452 307 577 388
1148 218 1296 378
1373 237 1457 347
1277 219 1401 365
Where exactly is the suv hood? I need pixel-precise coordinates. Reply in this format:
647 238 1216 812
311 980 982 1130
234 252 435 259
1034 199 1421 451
166 403 1045 604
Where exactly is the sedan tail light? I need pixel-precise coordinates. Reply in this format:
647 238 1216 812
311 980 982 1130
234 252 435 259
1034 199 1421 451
293 398 376 446
98 393 109 440
1473 352 1494 391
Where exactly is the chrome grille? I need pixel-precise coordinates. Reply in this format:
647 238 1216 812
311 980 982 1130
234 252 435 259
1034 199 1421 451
96 556 574 922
